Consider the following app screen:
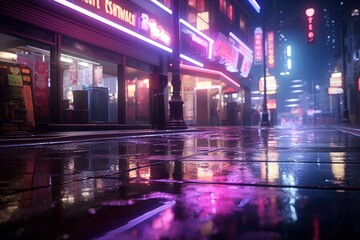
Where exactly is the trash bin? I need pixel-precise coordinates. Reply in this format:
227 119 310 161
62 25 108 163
150 73 167 130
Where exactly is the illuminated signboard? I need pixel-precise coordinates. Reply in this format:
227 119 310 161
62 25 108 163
329 72 342 87
140 13 171 46
53 0 172 51
328 87 343 95
267 98 277 110
229 32 253 78
213 33 239 72
259 76 277 94
179 19 214 60
254 27 263 65
267 31 275 68
305 8 315 43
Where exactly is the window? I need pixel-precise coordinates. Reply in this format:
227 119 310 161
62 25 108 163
187 0 209 31
125 67 150 123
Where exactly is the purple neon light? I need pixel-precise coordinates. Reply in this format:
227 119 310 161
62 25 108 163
248 0 261 13
180 54 204 67
150 0 172 14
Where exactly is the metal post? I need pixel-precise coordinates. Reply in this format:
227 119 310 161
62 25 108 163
166 0 188 129
261 18 270 127
341 4 350 123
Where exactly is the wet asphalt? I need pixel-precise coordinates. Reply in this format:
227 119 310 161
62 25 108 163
0 126 360 240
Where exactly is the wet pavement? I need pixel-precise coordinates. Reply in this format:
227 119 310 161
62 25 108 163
0 126 360 240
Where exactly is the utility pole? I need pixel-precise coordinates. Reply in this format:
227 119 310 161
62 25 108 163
261 18 270 127
340 3 350 124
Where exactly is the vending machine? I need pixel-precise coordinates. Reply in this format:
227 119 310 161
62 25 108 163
0 61 35 134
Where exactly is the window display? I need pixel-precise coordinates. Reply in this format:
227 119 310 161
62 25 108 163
61 53 118 123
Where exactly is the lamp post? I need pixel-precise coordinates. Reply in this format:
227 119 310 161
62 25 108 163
166 0 188 129
261 18 270 127
340 3 350 123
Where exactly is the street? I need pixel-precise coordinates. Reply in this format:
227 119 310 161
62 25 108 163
1 126 360 240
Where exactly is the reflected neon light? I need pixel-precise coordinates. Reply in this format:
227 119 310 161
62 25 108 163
181 64 240 88
53 0 172 53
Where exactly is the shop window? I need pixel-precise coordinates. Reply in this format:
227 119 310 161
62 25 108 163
125 67 150 123
0 33 51 123
61 53 118 123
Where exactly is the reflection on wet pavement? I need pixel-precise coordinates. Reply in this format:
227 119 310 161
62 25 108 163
0 127 360 239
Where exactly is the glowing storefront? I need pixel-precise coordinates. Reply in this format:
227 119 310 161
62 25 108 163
174 21 253 126
0 0 254 129
0 0 175 128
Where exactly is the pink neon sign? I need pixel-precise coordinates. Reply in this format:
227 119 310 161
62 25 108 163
140 13 171 46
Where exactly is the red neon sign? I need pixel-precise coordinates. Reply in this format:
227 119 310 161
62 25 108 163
306 8 315 43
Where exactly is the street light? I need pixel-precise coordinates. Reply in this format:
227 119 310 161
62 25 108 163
166 0 188 129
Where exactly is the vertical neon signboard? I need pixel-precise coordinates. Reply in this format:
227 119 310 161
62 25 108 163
267 31 275 69
254 27 263 65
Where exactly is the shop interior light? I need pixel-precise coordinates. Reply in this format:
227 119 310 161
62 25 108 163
60 56 73 63
150 0 172 14
53 0 172 53
0 51 17 61
179 19 214 59
78 61 90 67
60 54 100 65
181 64 240 88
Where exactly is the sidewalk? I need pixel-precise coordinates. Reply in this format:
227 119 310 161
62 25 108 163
1 124 360 148
1 125 360 239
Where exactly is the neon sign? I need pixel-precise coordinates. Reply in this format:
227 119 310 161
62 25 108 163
140 13 171 46
253 27 263 65
305 8 315 43
267 31 275 68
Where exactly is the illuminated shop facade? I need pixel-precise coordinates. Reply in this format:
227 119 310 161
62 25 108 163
0 0 257 129
172 0 256 126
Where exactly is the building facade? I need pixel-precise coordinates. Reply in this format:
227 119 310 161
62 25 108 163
0 0 258 132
